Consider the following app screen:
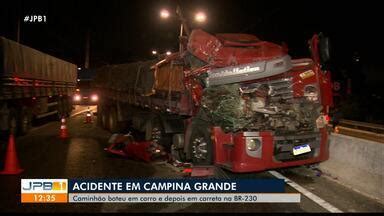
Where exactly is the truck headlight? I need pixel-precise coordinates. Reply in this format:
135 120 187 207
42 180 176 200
246 138 261 151
73 94 81 101
91 94 98 102
304 85 318 101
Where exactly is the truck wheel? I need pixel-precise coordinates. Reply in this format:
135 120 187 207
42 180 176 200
96 105 103 127
62 97 71 117
145 117 171 149
189 120 213 165
108 106 118 133
57 98 66 120
8 108 18 135
101 107 109 130
18 107 32 135
149 118 163 143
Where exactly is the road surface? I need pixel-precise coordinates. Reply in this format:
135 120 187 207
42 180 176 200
0 106 383 213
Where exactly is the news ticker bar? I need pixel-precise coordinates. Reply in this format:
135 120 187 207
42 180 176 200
21 179 299 203
22 179 285 193
22 193 300 203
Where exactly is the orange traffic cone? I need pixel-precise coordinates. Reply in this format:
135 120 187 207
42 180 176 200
59 117 69 139
0 132 24 175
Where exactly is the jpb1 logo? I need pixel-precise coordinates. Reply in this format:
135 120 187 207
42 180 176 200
21 179 68 203
22 180 67 192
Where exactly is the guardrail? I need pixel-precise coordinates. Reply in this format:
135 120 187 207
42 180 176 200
338 119 384 134
331 119 384 143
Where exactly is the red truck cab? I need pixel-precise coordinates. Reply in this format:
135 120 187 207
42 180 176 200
181 30 332 172
211 58 332 172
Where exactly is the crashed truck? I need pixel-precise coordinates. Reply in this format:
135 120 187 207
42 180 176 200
94 29 333 172
0 37 77 136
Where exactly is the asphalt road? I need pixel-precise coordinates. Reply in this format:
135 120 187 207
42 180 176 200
0 106 383 213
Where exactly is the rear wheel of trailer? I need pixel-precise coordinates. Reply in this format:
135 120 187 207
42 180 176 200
100 105 109 130
18 106 32 135
108 106 119 133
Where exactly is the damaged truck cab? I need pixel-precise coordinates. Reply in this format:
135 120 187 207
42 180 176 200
181 30 332 172
95 29 332 173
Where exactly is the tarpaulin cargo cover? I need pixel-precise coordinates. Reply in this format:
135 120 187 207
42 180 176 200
93 60 157 95
0 37 77 83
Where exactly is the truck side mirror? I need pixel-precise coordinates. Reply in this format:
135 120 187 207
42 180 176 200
310 33 331 71
318 33 331 67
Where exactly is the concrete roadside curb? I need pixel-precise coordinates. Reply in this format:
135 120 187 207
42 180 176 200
320 133 384 204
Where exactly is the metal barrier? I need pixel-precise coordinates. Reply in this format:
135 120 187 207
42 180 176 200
338 119 384 134
331 119 384 143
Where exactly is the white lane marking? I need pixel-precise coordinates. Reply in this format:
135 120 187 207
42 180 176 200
70 107 96 117
268 170 343 213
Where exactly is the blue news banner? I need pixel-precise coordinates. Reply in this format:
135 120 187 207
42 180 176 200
67 179 300 203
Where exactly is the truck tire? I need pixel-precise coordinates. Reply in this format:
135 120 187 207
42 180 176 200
189 120 213 165
96 105 103 127
18 107 32 135
145 117 162 141
145 117 172 149
57 97 69 120
8 108 18 135
171 134 187 162
108 106 119 133
62 97 71 117
101 107 109 130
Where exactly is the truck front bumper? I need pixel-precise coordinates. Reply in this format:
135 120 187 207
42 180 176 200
212 127 329 173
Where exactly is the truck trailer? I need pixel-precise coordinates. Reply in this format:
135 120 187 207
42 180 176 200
95 29 333 172
0 37 77 137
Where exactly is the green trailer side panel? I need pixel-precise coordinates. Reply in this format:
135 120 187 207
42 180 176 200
0 37 77 84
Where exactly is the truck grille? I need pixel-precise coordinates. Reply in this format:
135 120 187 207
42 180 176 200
273 133 320 162
261 77 293 100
